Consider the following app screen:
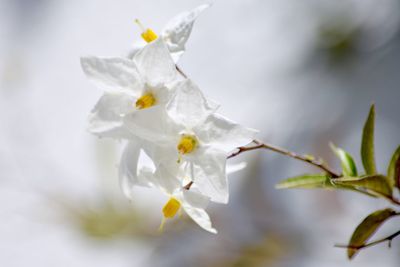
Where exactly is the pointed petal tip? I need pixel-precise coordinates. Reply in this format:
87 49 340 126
211 194 229 204
209 228 218 234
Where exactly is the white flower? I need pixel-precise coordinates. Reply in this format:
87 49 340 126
128 4 210 62
81 38 183 139
125 79 258 204
119 141 217 234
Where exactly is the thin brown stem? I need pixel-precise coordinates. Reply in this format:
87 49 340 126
183 139 340 190
183 141 400 206
183 181 193 190
228 139 340 178
176 65 187 78
335 229 400 251
388 197 400 206
227 141 400 205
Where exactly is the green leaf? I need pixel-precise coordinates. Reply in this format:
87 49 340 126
276 174 377 197
330 143 358 177
332 174 392 198
387 145 400 189
347 208 398 259
275 174 332 189
361 104 377 175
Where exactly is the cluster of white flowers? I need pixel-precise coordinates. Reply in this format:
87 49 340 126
81 4 257 234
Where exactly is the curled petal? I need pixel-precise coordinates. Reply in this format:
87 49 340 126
119 141 142 199
162 4 210 62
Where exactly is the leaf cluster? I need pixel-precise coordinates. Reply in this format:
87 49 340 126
276 104 400 259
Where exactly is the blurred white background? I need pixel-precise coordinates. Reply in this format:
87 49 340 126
1 0 400 266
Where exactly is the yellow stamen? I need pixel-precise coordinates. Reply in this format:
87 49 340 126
135 19 158 43
162 197 181 218
135 92 156 109
158 197 181 232
141 29 158 43
177 135 198 155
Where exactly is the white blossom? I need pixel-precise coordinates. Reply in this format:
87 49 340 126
83 3 257 234
81 38 183 139
119 141 217 233
124 79 257 204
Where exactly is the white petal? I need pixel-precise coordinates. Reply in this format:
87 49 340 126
126 41 146 59
226 162 247 174
190 147 228 204
152 164 182 194
123 105 179 143
162 4 210 62
88 92 135 139
133 38 177 87
166 79 220 128
140 142 189 190
137 147 156 173
181 188 209 209
137 148 181 194
194 113 258 153
119 141 183 199
81 57 143 93
180 190 217 234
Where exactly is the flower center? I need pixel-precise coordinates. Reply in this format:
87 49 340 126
162 197 181 218
177 135 198 155
135 19 158 43
135 92 156 109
